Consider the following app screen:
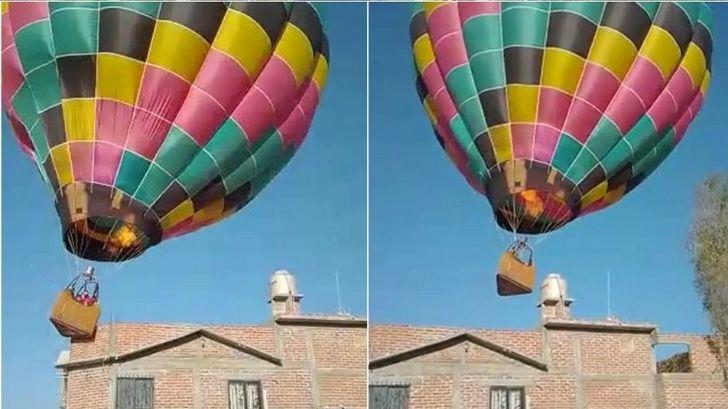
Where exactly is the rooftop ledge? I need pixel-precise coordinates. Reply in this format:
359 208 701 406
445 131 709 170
275 314 367 328
543 318 657 334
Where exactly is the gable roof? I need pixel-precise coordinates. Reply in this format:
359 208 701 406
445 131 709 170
57 329 282 370
369 332 547 372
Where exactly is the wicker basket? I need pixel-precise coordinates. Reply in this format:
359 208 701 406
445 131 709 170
49 289 100 339
496 250 535 296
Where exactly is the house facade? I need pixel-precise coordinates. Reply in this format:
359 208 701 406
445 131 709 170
56 271 366 409
369 275 728 409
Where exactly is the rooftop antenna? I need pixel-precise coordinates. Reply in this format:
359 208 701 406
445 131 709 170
606 268 617 321
335 270 348 316
335 270 343 313
284 271 295 313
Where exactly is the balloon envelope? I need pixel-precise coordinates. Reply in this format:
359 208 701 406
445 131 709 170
2 2 329 261
411 2 712 234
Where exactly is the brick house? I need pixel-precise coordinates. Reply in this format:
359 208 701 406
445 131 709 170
55 270 366 409
369 274 728 409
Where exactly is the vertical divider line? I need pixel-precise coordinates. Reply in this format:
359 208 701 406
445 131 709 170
365 1 371 405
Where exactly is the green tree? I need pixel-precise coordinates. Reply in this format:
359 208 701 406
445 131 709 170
688 174 728 382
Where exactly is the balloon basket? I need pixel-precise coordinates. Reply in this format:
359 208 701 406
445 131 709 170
496 250 535 296
49 289 100 339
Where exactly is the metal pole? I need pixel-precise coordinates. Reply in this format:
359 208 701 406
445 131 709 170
607 268 612 318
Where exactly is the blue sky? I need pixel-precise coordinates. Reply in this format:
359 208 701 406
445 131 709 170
370 3 727 332
1 4 365 408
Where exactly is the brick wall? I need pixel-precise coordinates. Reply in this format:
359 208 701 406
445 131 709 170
70 324 279 360
369 324 728 409
59 318 728 408
66 366 110 409
62 320 366 409
656 333 728 409
369 325 544 363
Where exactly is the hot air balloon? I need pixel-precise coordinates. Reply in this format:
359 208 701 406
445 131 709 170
2 1 329 338
410 2 712 295
2 1 329 262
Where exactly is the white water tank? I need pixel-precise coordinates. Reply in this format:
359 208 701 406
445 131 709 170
269 270 298 301
540 273 569 306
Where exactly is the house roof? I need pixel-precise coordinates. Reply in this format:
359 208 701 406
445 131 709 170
57 329 282 370
369 332 548 372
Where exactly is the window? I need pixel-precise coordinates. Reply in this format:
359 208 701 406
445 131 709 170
229 381 262 409
115 378 153 409
369 385 409 409
654 343 692 373
490 386 524 409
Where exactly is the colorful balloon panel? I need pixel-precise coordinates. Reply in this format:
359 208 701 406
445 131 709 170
2 2 329 261
411 2 712 234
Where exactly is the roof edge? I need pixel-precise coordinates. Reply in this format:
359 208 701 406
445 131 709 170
275 315 367 328
369 332 547 372
543 319 656 334
57 329 282 370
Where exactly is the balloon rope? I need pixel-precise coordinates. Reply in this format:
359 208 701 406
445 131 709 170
69 227 81 273
537 198 562 240
514 197 529 236
512 162 531 238
122 245 136 263
76 222 89 263
110 229 131 264
130 235 146 260
508 163 520 240
109 240 122 264
102 217 122 261
109 243 140 275
124 241 145 263
537 192 559 236
508 190 528 241
535 200 570 246
78 218 97 262
117 231 145 264
490 208 511 246
507 186 517 236
62 229 77 278
72 224 85 268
